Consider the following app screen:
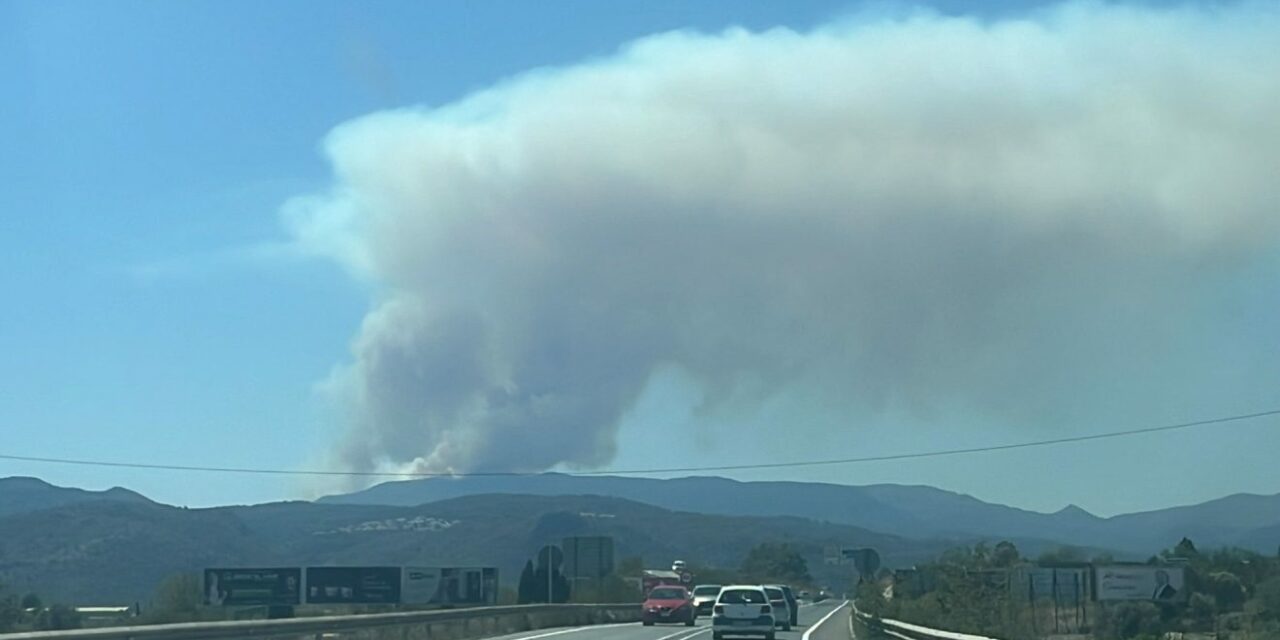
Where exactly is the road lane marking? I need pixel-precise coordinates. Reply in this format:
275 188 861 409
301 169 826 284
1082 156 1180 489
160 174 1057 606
499 622 632 640
653 626 711 640
801 600 850 640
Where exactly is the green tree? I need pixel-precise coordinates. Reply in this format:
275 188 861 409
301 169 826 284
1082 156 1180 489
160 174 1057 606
1206 571 1246 612
1096 602 1162 639
1173 537 1199 558
685 563 740 587
992 541 1020 568
1250 576 1280 620
1037 546 1085 564
570 574 640 603
616 556 643 576
517 560 537 604
854 580 888 617
33 604 81 631
148 573 203 623
1189 592 1217 627
530 566 570 603
740 543 811 584
940 546 983 569
20 593 42 611
0 591 19 633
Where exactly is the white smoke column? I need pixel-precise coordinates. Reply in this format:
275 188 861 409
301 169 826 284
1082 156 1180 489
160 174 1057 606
288 2 1280 475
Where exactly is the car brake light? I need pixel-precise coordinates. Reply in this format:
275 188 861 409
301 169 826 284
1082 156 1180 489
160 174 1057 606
714 605 725 614
761 605 772 614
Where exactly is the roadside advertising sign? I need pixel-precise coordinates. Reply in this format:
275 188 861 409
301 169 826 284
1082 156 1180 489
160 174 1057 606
204 568 301 606
402 566 499 605
1095 566 1186 602
305 567 402 604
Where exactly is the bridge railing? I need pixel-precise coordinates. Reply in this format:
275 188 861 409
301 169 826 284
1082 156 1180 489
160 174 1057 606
0 603 639 640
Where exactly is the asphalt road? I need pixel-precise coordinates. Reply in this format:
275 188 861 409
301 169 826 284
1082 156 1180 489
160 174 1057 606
474 601 852 640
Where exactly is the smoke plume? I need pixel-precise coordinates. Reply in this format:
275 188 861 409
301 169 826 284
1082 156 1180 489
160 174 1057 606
287 2 1280 475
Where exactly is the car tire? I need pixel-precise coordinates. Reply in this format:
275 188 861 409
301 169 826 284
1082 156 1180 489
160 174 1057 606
686 618 696 627
642 621 654 626
712 633 723 640
765 633 775 640
781 624 791 631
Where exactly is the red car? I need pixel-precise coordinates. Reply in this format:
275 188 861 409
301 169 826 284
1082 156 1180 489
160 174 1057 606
642 585 696 626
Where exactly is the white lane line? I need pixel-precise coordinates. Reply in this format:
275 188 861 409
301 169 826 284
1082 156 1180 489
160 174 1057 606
500 622 632 640
801 600 850 640
653 626 710 640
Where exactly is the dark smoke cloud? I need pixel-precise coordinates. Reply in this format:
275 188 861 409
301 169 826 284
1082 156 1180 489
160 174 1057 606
287 2 1280 475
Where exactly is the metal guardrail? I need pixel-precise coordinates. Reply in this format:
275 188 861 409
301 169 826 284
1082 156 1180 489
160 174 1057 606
0 603 638 640
851 603 1001 640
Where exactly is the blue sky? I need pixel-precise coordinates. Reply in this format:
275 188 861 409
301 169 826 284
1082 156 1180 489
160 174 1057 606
2 0 1277 516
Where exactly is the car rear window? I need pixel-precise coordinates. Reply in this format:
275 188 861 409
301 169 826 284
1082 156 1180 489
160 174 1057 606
649 588 686 599
693 586 721 596
764 587 784 599
719 589 766 604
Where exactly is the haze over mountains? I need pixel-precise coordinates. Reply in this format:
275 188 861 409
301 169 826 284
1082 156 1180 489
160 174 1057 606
4 475 1280 603
0 477 958 603
319 474 1280 555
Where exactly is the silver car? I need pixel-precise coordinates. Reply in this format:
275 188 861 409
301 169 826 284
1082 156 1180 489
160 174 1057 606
692 584 722 616
762 585 792 631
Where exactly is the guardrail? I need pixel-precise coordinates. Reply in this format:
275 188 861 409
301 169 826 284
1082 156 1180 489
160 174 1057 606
0 603 639 640
851 603 1000 640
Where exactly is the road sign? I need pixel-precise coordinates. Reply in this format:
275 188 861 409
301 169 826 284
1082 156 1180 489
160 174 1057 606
852 548 882 577
562 536 615 579
305 567 402 604
204 568 301 606
537 544 565 569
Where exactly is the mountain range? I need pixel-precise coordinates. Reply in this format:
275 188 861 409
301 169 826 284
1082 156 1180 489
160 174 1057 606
3 474 1280 604
319 473 1280 555
0 478 970 604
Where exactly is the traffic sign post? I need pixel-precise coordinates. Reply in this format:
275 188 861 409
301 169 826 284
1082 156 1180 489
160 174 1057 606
538 545 564 604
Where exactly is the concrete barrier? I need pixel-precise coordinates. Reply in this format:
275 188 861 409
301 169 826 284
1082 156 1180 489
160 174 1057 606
0 603 642 640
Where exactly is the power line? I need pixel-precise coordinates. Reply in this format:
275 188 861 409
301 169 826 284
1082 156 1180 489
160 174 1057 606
1 407 1277 479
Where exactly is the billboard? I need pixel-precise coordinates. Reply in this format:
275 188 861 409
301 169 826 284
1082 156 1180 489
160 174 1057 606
204 568 301 606
562 536 615 579
402 567 499 606
1010 567 1090 603
305 567 402 604
1095 566 1186 602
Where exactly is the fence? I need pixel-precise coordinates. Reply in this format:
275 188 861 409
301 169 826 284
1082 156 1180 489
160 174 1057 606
0 603 639 640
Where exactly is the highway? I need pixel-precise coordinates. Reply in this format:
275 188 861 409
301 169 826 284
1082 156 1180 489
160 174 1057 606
471 601 851 640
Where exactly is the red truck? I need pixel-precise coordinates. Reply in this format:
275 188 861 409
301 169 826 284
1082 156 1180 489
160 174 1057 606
642 569 683 596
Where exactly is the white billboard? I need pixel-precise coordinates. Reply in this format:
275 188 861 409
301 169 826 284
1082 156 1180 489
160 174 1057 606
402 566 498 605
1095 566 1185 602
